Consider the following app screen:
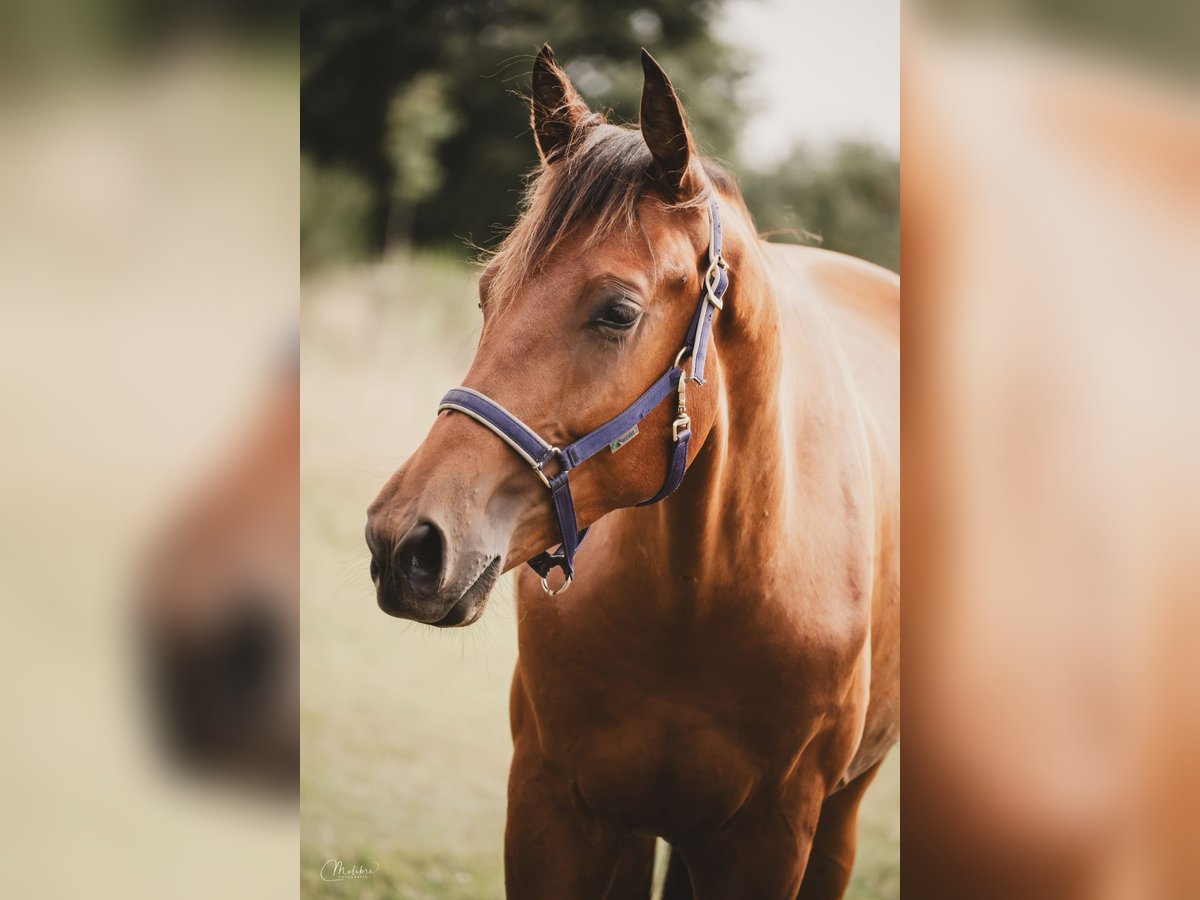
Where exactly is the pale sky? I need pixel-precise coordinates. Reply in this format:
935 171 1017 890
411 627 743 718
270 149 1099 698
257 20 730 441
717 0 900 167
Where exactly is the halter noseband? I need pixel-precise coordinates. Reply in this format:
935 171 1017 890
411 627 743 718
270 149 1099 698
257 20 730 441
437 197 730 595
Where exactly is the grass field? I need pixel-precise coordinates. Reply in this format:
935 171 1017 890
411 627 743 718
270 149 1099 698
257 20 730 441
300 252 898 899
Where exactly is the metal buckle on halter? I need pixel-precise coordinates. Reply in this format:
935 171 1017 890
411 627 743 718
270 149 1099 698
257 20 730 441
533 447 561 489
540 574 572 596
704 254 729 310
672 415 691 442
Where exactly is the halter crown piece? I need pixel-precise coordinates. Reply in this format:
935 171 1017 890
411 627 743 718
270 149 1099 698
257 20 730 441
437 197 730 595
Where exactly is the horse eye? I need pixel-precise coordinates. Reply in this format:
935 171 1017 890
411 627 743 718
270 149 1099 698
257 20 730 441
597 301 641 329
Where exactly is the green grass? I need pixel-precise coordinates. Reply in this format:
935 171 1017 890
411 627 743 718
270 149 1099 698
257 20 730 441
301 252 897 898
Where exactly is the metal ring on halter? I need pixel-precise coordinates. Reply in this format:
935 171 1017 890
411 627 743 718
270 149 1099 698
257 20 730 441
672 345 690 371
540 574 572 596
533 447 562 489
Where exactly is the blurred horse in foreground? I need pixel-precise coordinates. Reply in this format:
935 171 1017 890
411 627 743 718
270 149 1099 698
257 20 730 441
139 364 299 790
903 23 1200 900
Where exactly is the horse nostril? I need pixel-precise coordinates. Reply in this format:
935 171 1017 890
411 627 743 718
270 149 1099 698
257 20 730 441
220 605 278 697
365 521 390 586
395 521 445 597
146 600 281 764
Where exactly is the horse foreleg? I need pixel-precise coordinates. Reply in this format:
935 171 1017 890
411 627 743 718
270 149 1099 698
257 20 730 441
795 761 883 900
682 789 825 900
504 741 627 899
605 834 656 899
661 844 693 899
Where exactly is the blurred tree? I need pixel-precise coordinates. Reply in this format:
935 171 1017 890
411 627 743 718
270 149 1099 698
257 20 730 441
740 142 900 272
301 0 745 257
301 0 898 274
300 157 374 271
384 73 462 246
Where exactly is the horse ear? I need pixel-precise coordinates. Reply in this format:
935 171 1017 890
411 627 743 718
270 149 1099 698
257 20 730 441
639 49 699 196
531 44 594 163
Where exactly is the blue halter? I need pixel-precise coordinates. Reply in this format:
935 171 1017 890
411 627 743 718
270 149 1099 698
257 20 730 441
438 197 730 595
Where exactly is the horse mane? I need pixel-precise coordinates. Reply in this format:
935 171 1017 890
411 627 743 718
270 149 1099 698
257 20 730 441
486 119 741 304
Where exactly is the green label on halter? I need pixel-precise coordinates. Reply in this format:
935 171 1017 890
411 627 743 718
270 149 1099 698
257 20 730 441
609 425 639 453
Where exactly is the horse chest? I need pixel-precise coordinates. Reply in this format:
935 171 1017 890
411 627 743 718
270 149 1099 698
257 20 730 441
569 713 763 836
516 607 865 834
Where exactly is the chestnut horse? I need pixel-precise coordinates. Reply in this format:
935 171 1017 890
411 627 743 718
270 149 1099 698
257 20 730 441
366 47 899 899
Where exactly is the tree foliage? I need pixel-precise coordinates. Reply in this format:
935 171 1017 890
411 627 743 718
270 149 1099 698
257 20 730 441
740 142 900 273
301 0 897 273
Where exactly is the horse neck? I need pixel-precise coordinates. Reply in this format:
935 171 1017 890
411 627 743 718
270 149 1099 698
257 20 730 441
612 235 820 602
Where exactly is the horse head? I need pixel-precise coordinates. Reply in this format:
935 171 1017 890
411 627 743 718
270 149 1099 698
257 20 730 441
366 47 747 625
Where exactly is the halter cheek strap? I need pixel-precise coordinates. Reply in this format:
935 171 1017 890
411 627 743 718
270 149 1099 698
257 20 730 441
437 197 730 595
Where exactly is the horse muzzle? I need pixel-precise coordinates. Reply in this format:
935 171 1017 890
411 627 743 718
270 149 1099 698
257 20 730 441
366 514 504 627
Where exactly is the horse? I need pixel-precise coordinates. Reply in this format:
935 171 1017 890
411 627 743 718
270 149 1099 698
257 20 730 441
140 363 299 789
366 46 899 899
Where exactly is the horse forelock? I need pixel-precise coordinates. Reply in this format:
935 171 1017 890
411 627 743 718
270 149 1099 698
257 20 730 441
485 121 739 310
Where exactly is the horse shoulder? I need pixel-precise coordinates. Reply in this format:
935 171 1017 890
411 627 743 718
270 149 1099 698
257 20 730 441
761 242 898 334
762 242 902 774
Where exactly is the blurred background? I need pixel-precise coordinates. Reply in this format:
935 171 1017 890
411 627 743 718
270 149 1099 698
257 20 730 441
299 1 899 898
0 0 297 898
903 2 1200 899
